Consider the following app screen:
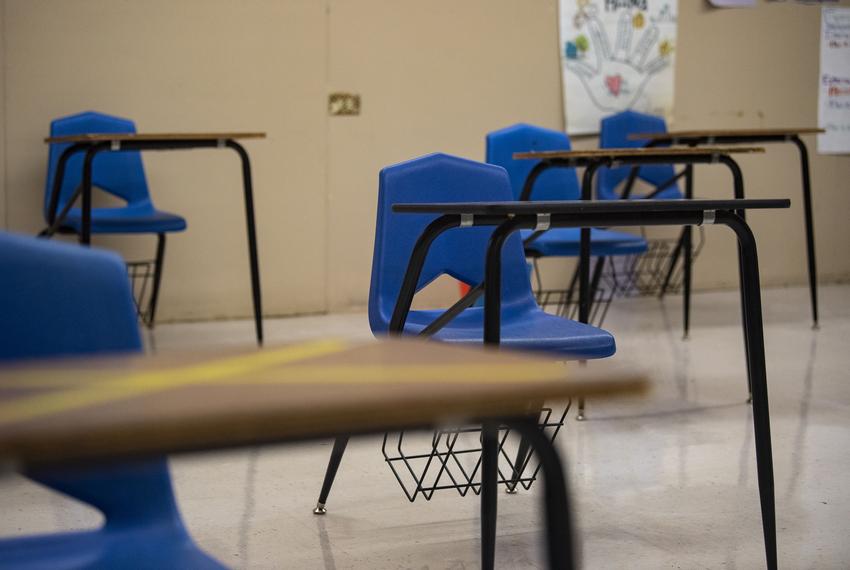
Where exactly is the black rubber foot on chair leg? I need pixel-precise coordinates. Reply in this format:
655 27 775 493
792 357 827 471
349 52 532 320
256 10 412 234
812 323 820 331
313 503 327 515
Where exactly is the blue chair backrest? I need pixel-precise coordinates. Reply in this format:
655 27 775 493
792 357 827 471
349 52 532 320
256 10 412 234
597 110 682 200
368 153 536 333
45 111 152 221
486 123 581 201
0 232 142 360
0 232 181 529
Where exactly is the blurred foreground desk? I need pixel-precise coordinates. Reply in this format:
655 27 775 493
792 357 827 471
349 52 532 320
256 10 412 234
0 338 646 569
43 132 266 344
631 128 824 327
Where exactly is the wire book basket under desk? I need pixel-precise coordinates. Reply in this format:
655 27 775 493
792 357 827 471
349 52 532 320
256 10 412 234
609 227 706 297
382 402 570 501
126 258 158 326
533 228 705 326
533 273 614 327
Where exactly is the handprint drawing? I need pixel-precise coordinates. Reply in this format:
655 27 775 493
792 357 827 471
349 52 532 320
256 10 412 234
565 9 673 112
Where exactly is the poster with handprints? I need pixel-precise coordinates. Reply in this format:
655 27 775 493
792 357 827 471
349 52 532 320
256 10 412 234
560 0 678 134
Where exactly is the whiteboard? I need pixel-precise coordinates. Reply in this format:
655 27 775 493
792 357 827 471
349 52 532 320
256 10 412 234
818 7 850 154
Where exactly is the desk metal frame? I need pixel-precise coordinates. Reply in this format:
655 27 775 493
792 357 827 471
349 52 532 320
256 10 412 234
518 151 749 341
391 196 789 570
640 132 819 328
43 137 264 345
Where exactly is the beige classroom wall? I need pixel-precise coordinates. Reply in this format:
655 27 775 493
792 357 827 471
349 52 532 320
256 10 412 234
1 0 328 321
650 0 850 293
2 1 849 320
325 0 566 309
326 0 850 311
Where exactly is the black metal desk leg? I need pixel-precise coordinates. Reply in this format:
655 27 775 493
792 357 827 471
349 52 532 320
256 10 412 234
736 239 753 402
484 219 525 345
80 146 101 246
683 164 694 339
507 403 544 494
578 165 598 326
227 141 264 346
720 157 754 401
791 136 819 328
147 233 167 328
508 419 576 570
717 212 777 570
519 161 549 202
481 422 499 570
390 216 461 334
43 186 82 238
576 165 600 421
313 436 350 515
682 226 692 339
42 143 88 236
507 436 531 494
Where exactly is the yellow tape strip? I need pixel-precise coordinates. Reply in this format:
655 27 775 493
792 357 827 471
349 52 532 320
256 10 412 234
0 371 121 389
0 339 348 425
0 362 566 389
243 363 566 385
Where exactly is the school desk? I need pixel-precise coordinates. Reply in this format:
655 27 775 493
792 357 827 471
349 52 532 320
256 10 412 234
514 146 764 341
630 128 824 327
43 132 266 344
0 338 647 569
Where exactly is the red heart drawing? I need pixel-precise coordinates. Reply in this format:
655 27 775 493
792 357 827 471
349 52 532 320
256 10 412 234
605 74 622 97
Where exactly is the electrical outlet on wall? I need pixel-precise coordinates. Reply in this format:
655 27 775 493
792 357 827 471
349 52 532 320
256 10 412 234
328 93 361 116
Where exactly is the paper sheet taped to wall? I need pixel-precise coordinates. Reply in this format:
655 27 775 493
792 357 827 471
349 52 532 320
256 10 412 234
559 0 678 134
818 7 850 154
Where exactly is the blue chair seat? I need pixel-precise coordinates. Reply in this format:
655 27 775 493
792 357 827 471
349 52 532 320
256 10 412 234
522 227 648 257
60 203 187 234
0 526 224 570
400 305 615 359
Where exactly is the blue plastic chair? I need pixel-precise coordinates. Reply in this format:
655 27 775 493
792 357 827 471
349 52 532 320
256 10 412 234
486 123 648 259
597 110 683 201
0 231 223 569
314 153 616 519
44 111 187 326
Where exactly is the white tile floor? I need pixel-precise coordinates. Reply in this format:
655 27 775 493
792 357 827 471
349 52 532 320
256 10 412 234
1 285 848 568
